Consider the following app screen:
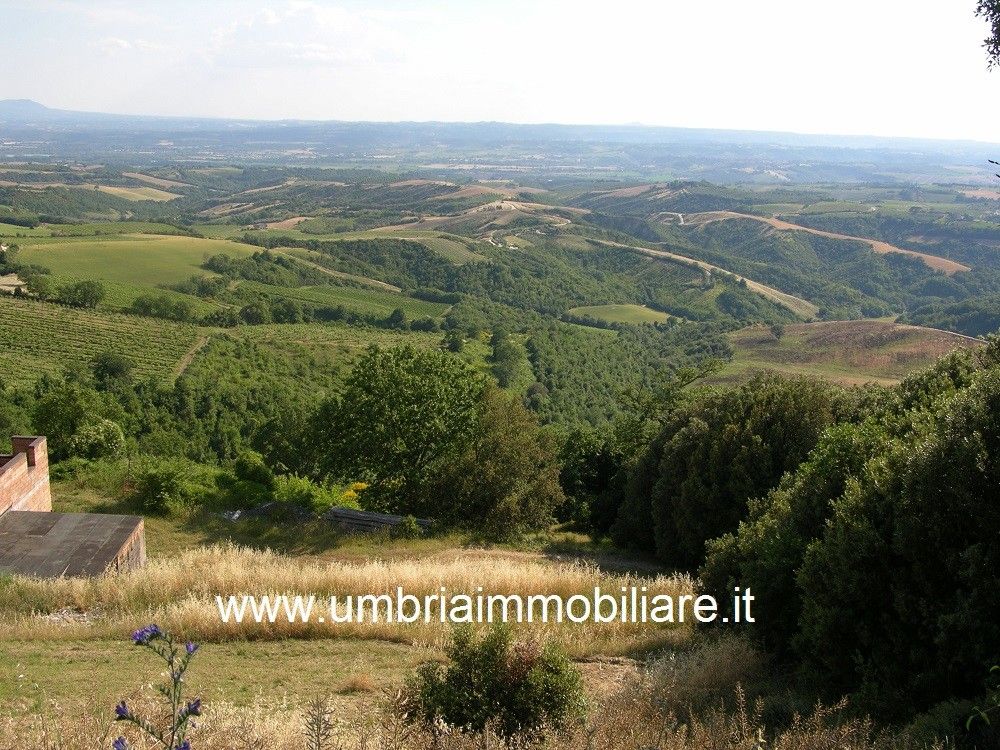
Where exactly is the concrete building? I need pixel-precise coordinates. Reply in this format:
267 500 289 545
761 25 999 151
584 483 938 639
0 436 146 577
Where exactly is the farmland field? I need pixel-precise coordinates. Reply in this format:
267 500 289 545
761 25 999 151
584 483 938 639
91 185 181 201
568 304 671 325
717 320 983 386
211 223 491 265
0 296 198 386
45 274 222 315
15 234 255 286
0 221 189 238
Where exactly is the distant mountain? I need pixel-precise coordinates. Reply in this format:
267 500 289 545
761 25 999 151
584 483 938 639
0 99 51 115
1 99 997 152
1 99 996 184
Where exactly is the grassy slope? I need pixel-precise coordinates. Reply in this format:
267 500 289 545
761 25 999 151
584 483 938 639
15 234 254 286
717 320 983 386
0 222 189 238
568 304 671 325
0 637 423 717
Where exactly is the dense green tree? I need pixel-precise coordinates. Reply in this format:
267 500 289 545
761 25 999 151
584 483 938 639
382 307 405 329
239 301 271 325
700 421 887 655
130 294 194 322
557 427 622 529
612 373 839 567
977 0 1000 67
442 329 465 352
31 382 104 460
57 279 105 309
91 351 136 390
795 367 1000 715
488 328 524 388
424 385 565 538
24 274 54 300
312 345 484 512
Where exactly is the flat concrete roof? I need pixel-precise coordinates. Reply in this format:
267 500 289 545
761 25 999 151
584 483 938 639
0 511 143 577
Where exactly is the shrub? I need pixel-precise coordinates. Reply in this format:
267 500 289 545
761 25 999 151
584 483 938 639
128 459 218 515
68 418 126 460
700 421 888 655
271 474 356 513
394 514 424 539
646 634 765 715
403 625 585 743
233 450 275 489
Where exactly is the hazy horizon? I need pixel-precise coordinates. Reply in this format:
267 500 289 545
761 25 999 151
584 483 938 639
1 0 998 142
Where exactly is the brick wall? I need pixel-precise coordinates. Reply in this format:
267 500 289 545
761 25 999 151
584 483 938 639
0 436 52 515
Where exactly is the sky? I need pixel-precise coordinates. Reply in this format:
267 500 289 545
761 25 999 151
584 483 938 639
1 0 999 142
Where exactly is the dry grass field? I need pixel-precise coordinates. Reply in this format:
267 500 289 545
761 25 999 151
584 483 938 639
0 545 693 654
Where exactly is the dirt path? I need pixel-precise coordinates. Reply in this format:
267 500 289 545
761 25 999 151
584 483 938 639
0 272 26 294
272 250 402 292
686 211 970 275
173 335 210 378
603 240 820 319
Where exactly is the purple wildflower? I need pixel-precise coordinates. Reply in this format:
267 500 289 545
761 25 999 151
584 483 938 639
181 697 202 718
131 624 163 645
185 642 199 655
175 742 191 750
114 701 130 720
113 738 128 750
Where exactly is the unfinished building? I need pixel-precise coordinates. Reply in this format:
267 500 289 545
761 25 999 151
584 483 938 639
0 436 146 577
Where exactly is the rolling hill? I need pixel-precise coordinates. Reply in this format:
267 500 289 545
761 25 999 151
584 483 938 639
718 319 983 386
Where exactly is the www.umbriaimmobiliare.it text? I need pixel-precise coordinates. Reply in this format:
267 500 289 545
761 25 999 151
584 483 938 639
215 587 755 626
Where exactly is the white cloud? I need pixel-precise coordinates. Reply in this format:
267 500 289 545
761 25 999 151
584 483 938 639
97 36 132 53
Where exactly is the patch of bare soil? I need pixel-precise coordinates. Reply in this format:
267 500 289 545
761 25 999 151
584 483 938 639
266 216 311 230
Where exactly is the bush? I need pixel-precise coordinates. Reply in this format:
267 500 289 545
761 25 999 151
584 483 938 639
700 421 888 655
646 634 765 715
68 418 126 460
233 450 275 489
394 514 424 539
129 293 194 322
403 625 585 743
271 474 356 513
128 459 218 515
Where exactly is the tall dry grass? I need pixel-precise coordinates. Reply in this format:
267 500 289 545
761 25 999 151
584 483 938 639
1 683 939 750
0 544 693 655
